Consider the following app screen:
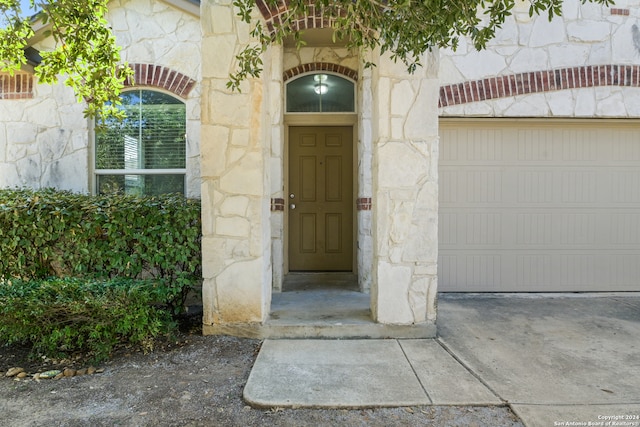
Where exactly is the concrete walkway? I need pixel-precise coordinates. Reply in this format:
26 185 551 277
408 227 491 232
244 294 640 426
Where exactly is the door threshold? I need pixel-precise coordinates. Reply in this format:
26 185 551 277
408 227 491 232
283 272 358 291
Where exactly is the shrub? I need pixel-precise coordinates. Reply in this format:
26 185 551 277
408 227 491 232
0 188 202 313
0 278 177 362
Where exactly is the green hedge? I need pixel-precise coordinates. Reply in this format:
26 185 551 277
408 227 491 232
0 278 176 361
0 188 201 312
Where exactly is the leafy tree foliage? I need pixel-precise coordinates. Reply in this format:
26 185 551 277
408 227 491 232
229 0 613 90
0 0 132 119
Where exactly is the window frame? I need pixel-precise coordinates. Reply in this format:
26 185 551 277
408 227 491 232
92 88 187 195
285 72 357 114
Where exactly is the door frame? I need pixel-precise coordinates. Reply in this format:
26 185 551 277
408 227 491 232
283 114 358 275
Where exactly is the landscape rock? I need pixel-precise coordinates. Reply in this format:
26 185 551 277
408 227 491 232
38 370 61 379
5 367 25 377
63 368 76 377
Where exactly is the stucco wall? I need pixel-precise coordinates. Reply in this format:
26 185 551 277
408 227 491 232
0 0 202 196
439 0 640 117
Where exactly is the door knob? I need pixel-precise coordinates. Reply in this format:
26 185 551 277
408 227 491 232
289 193 295 199
290 203 296 210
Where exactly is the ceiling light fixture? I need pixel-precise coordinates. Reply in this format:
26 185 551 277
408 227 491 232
314 83 328 94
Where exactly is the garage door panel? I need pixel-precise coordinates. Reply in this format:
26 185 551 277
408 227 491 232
611 254 640 285
611 213 640 245
611 170 640 204
560 171 599 203
516 213 553 245
440 252 617 292
442 210 640 250
561 131 600 162
441 128 505 162
440 120 640 292
439 254 505 291
612 129 640 162
517 170 555 203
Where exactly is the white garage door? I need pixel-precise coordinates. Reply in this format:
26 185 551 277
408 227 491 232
439 119 640 292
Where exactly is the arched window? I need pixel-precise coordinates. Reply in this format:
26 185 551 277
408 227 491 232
95 89 186 195
286 73 355 113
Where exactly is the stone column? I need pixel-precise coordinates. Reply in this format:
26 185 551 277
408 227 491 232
200 0 272 333
268 45 285 293
370 51 439 327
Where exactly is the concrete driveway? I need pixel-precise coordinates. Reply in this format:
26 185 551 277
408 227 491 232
438 294 640 427
245 294 640 427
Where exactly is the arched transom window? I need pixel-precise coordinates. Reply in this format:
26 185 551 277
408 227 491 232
286 73 355 113
95 89 186 195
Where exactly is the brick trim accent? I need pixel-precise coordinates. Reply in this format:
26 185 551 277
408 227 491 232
255 0 341 33
356 197 371 211
610 8 630 16
283 62 358 82
439 64 640 108
125 63 196 99
0 72 34 100
271 198 285 211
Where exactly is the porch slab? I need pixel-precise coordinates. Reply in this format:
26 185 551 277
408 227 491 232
264 289 436 338
204 288 436 338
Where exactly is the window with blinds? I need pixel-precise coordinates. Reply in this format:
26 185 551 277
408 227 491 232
95 90 186 195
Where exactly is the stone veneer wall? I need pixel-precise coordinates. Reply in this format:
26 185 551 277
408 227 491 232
200 1 273 329
0 71 88 192
368 51 440 325
0 0 202 197
439 0 640 117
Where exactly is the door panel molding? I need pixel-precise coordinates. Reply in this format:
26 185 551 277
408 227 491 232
288 126 354 271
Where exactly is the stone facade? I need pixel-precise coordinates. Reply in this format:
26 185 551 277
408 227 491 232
439 0 640 118
367 52 440 324
3 0 638 334
200 0 439 332
200 2 273 328
0 70 89 192
0 0 202 197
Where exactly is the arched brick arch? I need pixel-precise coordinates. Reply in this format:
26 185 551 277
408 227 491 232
439 64 640 108
255 0 340 33
284 62 358 82
125 63 196 99
0 72 34 100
